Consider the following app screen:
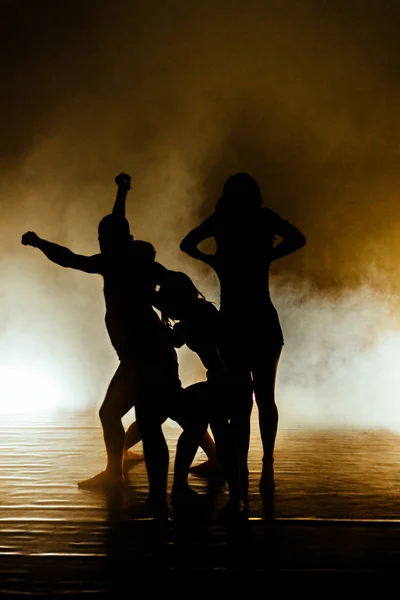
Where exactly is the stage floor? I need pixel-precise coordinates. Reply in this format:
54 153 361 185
1 412 400 595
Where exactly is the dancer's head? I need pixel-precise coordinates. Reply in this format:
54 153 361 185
98 214 133 255
157 271 204 322
216 172 263 216
132 239 156 262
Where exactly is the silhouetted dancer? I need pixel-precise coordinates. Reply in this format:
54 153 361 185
125 404 219 474
180 173 306 497
123 274 219 470
22 173 181 518
124 271 244 518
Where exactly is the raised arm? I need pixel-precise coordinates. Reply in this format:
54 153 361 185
180 215 217 267
270 212 306 261
21 232 102 274
112 173 131 219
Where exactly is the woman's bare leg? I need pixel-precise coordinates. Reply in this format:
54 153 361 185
229 383 253 503
252 346 282 491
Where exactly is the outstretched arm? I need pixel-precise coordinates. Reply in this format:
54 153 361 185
271 213 306 261
21 232 102 274
112 173 131 219
180 215 217 268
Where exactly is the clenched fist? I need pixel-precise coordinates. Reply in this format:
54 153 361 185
21 231 40 247
115 173 131 191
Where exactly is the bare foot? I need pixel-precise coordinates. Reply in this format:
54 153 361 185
189 460 224 480
77 470 124 490
123 450 144 466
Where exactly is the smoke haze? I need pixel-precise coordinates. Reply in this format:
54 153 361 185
1 0 400 426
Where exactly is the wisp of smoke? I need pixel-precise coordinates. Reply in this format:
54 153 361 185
273 278 400 429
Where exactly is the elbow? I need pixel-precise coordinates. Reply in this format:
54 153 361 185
61 249 78 269
298 233 306 248
179 239 189 254
63 249 75 268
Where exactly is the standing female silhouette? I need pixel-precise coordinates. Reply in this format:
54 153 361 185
180 173 306 496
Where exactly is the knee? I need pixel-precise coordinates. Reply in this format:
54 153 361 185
256 393 278 408
254 382 276 403
257 401 278 421
99 403 107 424
99 401 116 425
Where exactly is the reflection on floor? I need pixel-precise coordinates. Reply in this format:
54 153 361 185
1 411 400 593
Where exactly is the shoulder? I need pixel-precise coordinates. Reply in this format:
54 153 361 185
260 207 283 230
151 262 169 281
200 213 217 231
205 213 217 224
261 207 280 221
152 261 167 274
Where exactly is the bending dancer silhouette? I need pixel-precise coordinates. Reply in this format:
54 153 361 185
180 173 306 497
22 174 181 517
124 271 243 517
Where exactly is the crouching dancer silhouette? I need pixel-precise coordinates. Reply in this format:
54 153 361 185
124 271 244 518
22 173 181 518
180 173 306 497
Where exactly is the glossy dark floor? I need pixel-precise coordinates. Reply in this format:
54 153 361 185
1 411 400 595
